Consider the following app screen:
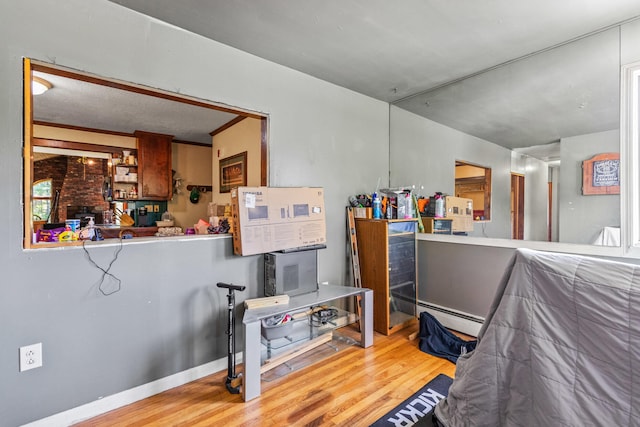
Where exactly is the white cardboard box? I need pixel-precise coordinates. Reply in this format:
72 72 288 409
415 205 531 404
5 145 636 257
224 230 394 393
231 187 326 256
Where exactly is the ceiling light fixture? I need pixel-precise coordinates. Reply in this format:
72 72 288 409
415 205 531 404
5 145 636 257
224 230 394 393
32 76 52 95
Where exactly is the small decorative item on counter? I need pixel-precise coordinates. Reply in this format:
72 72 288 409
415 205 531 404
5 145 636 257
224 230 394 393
156 211 174 227
65 219 80 232
36 227 65 242
208 217 231 234
58 225 79 242
349 194 372 208
156 211 173 227
194 219 210 234
155 219 175 227
103 209 113 224
155 226 183 237
115 208 135 226
78 217 96 240
161 211 173 222
185 227 196 235
349 193 375 218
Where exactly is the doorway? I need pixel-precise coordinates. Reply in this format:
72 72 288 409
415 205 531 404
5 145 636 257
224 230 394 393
511 174 525 240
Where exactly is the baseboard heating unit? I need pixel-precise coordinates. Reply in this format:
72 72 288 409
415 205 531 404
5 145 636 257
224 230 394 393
417 301 484 337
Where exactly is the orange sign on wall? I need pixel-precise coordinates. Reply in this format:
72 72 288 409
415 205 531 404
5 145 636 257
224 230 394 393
582 153 620 195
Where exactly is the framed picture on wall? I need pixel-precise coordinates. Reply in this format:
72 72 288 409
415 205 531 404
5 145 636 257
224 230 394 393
582 152 620 195
219 151 247 193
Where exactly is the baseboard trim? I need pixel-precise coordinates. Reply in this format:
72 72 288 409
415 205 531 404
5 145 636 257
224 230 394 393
417 301 484 337
24 354 240 427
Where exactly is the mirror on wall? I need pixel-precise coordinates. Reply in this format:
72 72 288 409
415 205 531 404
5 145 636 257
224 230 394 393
24 59 268 247
455 161 491 221
392 24 625 246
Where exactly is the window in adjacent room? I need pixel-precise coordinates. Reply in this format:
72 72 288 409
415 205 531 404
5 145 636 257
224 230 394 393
32 178 52 221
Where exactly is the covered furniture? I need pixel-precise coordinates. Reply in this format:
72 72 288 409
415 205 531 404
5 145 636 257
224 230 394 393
435 248 640 426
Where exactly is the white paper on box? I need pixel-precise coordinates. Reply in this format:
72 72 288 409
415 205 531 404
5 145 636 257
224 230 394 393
245 193 256 208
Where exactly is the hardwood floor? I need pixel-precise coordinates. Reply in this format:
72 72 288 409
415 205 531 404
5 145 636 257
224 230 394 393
74 324 465 426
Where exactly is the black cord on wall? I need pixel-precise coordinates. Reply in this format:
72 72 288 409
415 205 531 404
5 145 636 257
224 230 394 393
82 238 123 296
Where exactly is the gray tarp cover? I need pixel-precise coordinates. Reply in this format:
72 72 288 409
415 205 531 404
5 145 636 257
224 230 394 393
435 248 640 426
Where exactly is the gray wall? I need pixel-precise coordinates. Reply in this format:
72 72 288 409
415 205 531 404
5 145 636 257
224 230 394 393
0 1 388 425
418 241 515 317
558 129 620 244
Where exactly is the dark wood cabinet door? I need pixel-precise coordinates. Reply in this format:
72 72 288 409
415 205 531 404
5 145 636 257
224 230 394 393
135 131 173 200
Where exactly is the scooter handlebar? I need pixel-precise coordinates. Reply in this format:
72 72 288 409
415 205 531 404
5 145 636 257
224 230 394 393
216 282 246 292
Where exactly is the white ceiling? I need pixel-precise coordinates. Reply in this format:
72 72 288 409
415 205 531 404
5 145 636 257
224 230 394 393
39 2 640 154
32 70 239 145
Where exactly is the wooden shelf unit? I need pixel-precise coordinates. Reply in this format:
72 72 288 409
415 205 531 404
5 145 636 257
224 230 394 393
355 218 418 335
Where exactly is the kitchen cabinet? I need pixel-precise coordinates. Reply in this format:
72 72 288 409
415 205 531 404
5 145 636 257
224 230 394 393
134 131 173 200
355 218 418 335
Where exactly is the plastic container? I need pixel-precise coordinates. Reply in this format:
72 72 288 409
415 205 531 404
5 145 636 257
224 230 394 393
386 196 396 219
65 219 80 232
372 193 382 219
434 196 445 218
261 315 293 340
404 193 412 218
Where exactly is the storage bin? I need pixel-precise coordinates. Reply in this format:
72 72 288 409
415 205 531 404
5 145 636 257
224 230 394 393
261 316 293 340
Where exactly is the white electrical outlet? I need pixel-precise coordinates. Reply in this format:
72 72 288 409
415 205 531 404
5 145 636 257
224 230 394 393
19 343 43 372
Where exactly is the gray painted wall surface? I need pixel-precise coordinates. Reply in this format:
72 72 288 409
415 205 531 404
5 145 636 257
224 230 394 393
0 1 388 425
558 129 620 245
418 240 640 320
417 241 515 318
